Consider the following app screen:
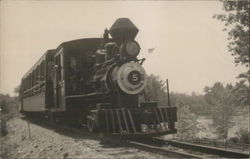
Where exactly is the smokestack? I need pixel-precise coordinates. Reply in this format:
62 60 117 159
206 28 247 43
109 18 139 43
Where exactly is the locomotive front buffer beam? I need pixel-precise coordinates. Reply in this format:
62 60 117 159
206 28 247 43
87 106 177 137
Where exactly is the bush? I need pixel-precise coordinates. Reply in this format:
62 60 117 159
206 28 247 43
1 99 8 113
0 119 7 136
236 128 250 144
228 136 240 144
0 138 11 159
175 104 200 140
0 97 17 137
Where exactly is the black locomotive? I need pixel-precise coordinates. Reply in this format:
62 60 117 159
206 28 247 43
19 18 177 136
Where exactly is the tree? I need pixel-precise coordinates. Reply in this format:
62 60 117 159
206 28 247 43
214 1 250 83
14 85 20 97
204 82 235 139
170 92 211 115
231 80 250 106
175 104 200 140
143 74 170 106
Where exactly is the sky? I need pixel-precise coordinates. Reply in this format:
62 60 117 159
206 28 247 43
0 1 246 96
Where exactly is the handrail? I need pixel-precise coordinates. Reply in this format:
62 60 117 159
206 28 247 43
22 81 46 98
23 81 45 94
65 92 103 99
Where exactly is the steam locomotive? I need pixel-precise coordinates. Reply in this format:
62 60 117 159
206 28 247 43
19 18 177 136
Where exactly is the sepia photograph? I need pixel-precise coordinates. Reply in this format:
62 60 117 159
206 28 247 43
0 0 249 158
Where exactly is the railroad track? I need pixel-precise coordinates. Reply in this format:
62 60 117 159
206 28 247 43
23 117 203 158
119 138 204 158
152 137 250 158
22 117 250 158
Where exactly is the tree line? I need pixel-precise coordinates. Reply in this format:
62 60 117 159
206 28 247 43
143 74 249 142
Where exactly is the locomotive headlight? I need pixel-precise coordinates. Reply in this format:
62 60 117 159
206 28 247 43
121 41 140 58
125 41 140 56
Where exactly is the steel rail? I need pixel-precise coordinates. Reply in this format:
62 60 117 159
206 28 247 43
123 139 204 158
65 129 203 158
153 137 250 158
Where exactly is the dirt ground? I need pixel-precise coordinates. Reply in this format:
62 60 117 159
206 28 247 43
1 117 162 159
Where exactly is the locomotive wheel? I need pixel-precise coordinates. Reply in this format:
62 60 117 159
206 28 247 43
87 115 97 132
